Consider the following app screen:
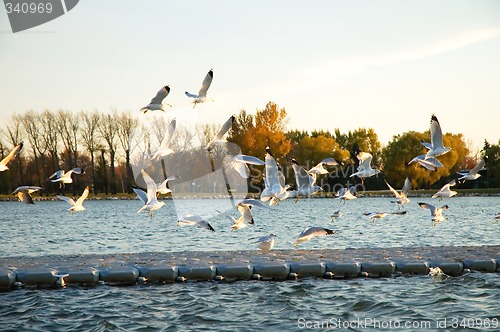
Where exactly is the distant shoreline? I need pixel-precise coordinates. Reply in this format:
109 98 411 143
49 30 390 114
1 189 499 202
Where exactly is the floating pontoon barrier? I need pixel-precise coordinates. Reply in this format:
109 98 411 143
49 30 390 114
1 252 499 290
99 266 139 284
395 262 430 275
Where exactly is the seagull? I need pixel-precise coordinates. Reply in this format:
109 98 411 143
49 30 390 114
256 234 276 251
0 142 23 171
419 202 449 226
140 85 172 113
495 213 500 221
133 169 166 218
457 157 487 182
308 157 339 175
385 177 411 208
206 115 235 151
228 203 255 230
336 186 357 204
151 118 176 160
330 210 343 221
290 158 323 200
223 154 265 178
156 175 180 195
236 198 269 209
364 210 407 223
408 154 444 171
178 214 215 231
260 147 289 205
432 180 457 201
295 226 335 245
57 186 90 212
423 114 452 159
350 152 380 180
11 186 43 204
49 167 84 187
185 69 214 108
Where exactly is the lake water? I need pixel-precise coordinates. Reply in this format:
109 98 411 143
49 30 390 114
1 196 500 330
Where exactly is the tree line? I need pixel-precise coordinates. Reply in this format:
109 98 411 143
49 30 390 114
0 103 498 195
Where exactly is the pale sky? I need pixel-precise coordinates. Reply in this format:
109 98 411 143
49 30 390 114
1 0 499 150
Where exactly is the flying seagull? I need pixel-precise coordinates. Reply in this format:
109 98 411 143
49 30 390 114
419 202 449 226
385 177 411 209
178 214 215 231
294 226 335 245
363 210 407 223
290 158 323 200
432 180 457 201
228 202 255 231
151 118 176 160
206 115 235 151
408 154 444 171
260 146 289 205
0 142 23 172
12 186 43 204
350 152 380 181
140 85 172 113
423 114 452 159
457 157 487 182
336 186 357 204
185 69 214 108
133 169 166 218
57 186 90 212
223 154 265 178
49 167 84 187
308 157 339 175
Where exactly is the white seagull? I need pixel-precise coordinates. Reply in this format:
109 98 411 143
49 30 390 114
228 203 255 231
185 69 214 108
408 154 444 171
432 180 457 201
363 210 407 223
133 169 166 218
223 154 265 178
295 226 335 245
256 234 276 251
156 175 180 195
152 118 176 160
308 157 339 175
385 177 411 208
140 85 172 113
260 147 289 205
336 186 357 204
53 273 70 287
350 152 380 180
11 186 43 204
178 214 215 231
419 202 449 226
0 142 23 171
290 158 323 200
57 186 90 212
423 114 452 159
457 157 487 182
206 115 235 151
49 167 84 187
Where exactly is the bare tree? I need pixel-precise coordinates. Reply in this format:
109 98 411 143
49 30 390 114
57 109 80 169
4 113 25 187
21 110 48 187
116 111 139 193
98 110 119 194
80 110 101 194
40 110 60 172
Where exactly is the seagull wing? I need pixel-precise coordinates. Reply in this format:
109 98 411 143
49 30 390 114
150 86 170 104
401 177 412 196
197 69 213 98
132 188 148 205
161 118 176 148
70 167 83 175
384 179 400 199
141 169 158 204
291 159 310 189
75 186 90 207
232 154 265 165
357 152 373 170
57 195 76 206
215 115 235 140
49 170 64 180
468 157 487 175
418 202 436 216
420 140 432 150
18 191 34 204
429 114 444 149
321 157 339 166
0 142 23 167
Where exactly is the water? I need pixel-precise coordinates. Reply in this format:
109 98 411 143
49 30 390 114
1 196 500 330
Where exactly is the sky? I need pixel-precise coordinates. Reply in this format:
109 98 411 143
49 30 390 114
1 0 499 151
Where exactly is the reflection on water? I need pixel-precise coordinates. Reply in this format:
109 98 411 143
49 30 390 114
1 196 499 257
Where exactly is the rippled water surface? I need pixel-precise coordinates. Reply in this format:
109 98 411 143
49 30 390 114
0 196 499 256
1 197 500 330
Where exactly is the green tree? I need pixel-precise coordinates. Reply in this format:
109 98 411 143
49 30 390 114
482 139 500 188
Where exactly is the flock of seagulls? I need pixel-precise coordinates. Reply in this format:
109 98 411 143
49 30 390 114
1 67 497 249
